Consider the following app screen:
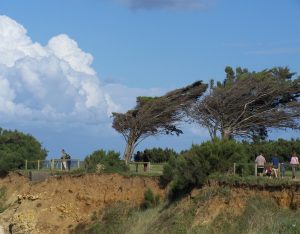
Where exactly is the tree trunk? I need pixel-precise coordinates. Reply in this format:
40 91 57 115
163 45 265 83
123 139 136 163
221 128 233 140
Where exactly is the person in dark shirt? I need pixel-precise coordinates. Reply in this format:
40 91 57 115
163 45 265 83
134 151 141 172
143 152 150 172
271 155 279 178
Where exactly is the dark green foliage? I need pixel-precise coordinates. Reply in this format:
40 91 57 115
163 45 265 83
163 139 250 199
161 155 177 185
242 138 300 162
191 139 248 173
141 188 160 209
163 138 300 200
84 149 129 173
0 186 6 213
0 128 47 174
134 147 178 163
167 147 211 200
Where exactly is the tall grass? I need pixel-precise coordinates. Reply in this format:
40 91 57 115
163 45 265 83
0 186 7 213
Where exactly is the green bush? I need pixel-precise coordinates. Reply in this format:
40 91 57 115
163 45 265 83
163 139 250 200
168 149 211 200
0 186 6 213
161 155 178 185
141 188 160 209
84 150 129 173
197 138 249 173
0 128 47 174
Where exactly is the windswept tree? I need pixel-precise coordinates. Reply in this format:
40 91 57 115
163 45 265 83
189 67 300 140
112 81 208 162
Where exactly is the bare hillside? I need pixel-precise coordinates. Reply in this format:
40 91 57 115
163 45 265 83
0 173 165 234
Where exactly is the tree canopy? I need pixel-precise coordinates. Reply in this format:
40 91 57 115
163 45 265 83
189 67 300 140
0 128 47 174
112 81 208 162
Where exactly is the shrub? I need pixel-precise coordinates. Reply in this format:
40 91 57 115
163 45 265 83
141 188 160 209
163 139 250 200
160 155 178 185
84 150 129 173
196 138 249 173
0 128 47 174
168 150 211 200
0 186 7 213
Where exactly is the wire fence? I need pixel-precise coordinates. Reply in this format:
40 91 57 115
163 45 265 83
128 162 166 175
24 159 166 175
25 159 84 171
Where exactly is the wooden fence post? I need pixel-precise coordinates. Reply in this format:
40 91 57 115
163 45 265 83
25 160 28 170
233 163 236 175
38 160 40 171
148 162 151 173
255 163 257 177
77 159 80 169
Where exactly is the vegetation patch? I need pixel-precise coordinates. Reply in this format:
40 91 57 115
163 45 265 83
193 196 300 234
0 186 7 213
84 150 129 173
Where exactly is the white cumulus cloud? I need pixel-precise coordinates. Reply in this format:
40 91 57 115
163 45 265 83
0 15 119 125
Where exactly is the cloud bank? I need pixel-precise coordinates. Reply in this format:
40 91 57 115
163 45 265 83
0 15 119 125
116 0 213 10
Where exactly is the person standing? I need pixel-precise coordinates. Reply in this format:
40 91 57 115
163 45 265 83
143 152 150 172
134 151 141 172
271 155 279 178
290 152 299 179
255 153 266 176
61 149 67 171
66 153 71 171
280 160 286 178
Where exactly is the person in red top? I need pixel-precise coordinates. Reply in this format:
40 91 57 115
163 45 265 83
264 165 273 177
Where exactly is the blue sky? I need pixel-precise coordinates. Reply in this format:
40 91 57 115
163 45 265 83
0 0 299 158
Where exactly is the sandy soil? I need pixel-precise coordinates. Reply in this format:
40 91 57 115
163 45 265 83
0 172 165 234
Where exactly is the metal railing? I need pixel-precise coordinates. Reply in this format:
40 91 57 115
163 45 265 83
25 159 84 171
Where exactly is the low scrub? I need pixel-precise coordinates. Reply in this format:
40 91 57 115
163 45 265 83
84 150 129 173
0 186 6 213
141 188 160 209
162 139 248 200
